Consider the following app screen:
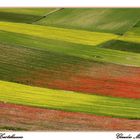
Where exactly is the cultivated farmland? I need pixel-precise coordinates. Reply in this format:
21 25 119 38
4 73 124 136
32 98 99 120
0 8 140 131
0 8 57 23
36 8 140 34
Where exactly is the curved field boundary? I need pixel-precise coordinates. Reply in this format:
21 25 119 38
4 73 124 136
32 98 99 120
0 80 140 119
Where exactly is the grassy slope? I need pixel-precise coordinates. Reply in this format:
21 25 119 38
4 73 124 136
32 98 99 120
0 8 56 16
134 20 140 27
1 80 140 119
98 26 140 53
0 21 118 46
0 30 140 67
120 27 140 44
0 8 56 23
36 8 140 34
0 35 92 83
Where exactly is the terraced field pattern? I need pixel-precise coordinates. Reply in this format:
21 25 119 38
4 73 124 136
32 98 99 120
0 8 140 131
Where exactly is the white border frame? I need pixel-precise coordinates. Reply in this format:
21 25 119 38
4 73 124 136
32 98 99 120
0 0 140 7
0 1 140 140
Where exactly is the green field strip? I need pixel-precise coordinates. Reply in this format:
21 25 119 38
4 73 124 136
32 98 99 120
100 26 140 54
35 8 140 34
120 27 140 44
0 21 118 46
99 40 140 53
135 20 140 27
0 8 56 23
0 30 140 67
0 8 56 16
0 80 140 119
